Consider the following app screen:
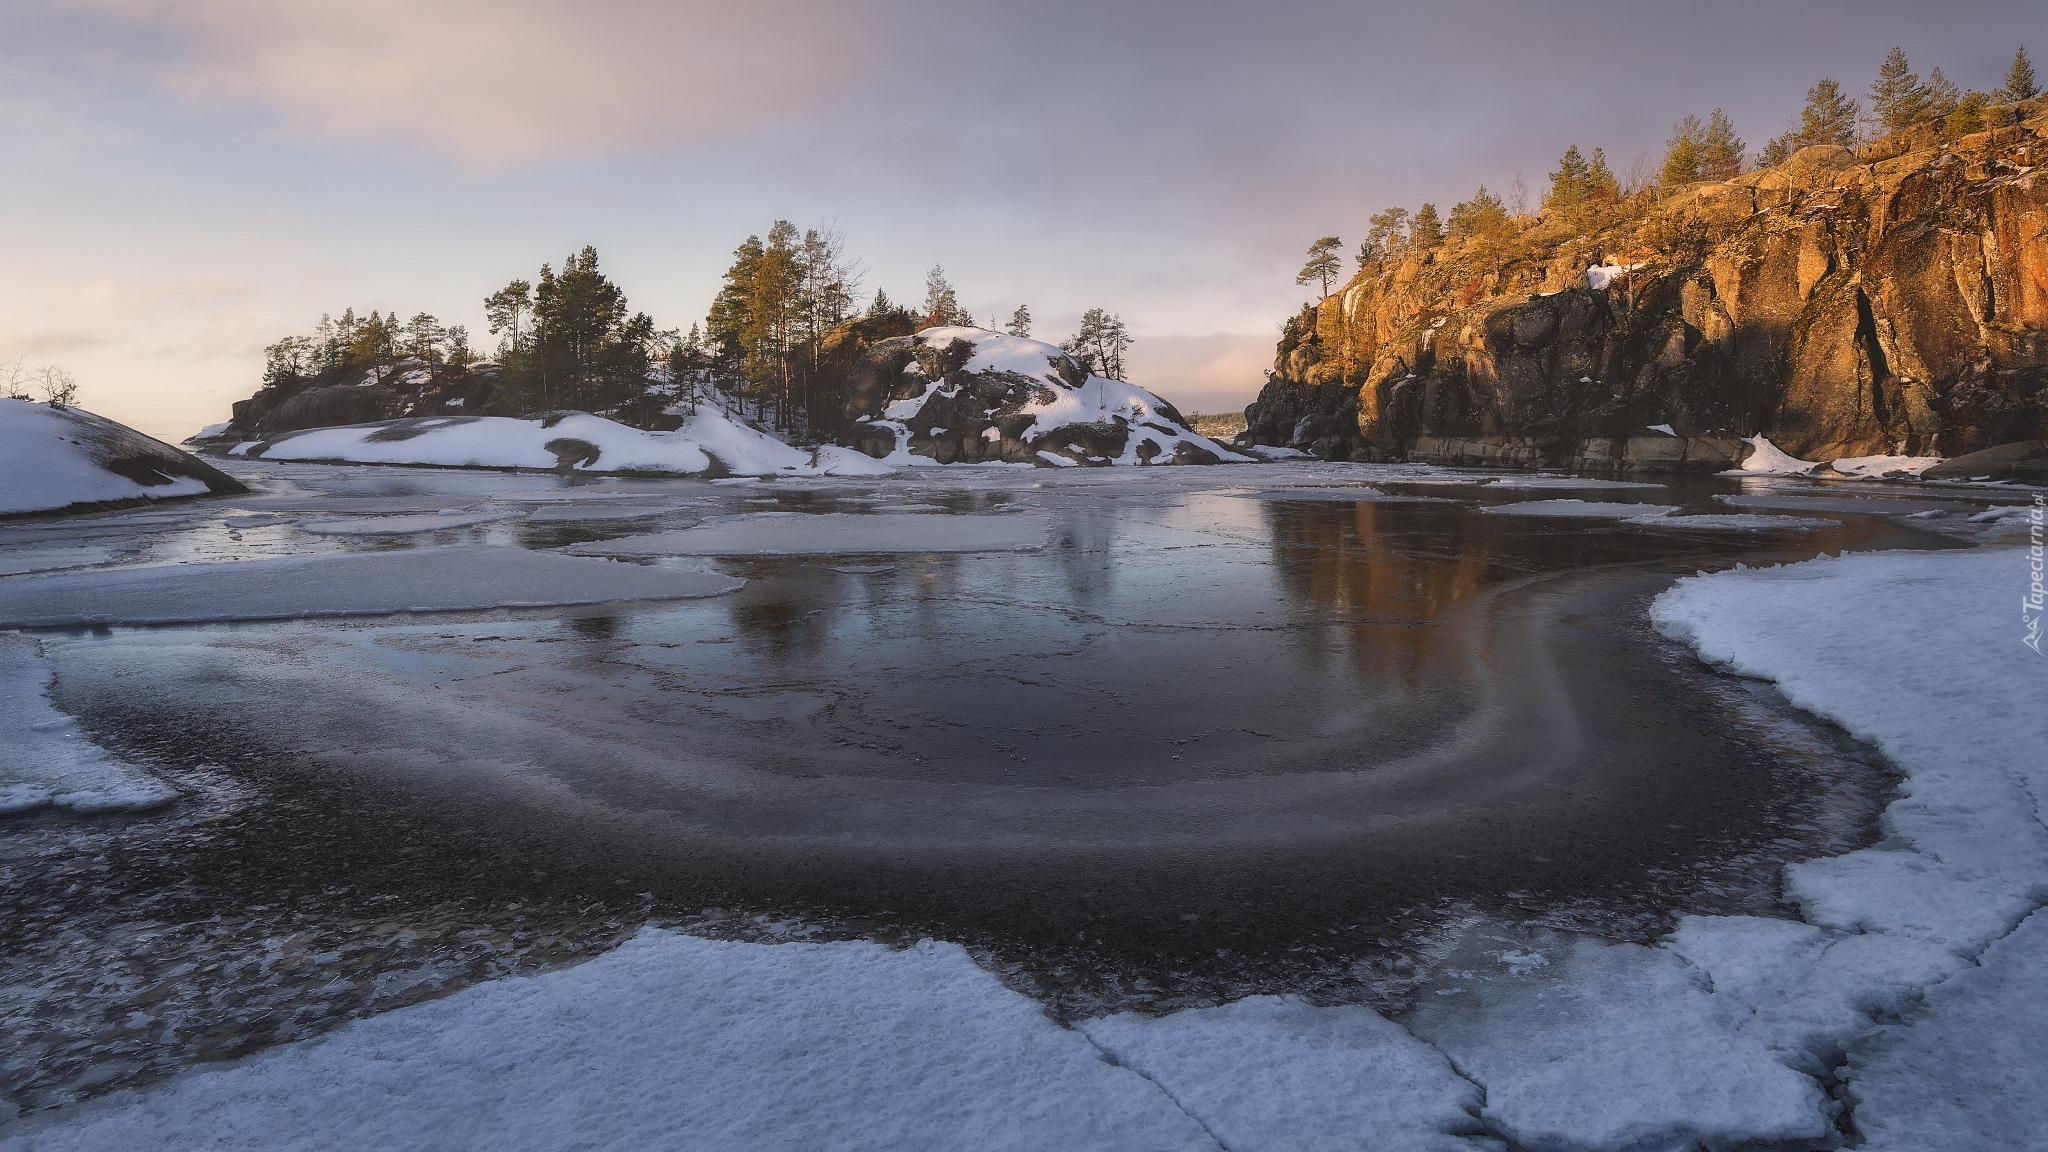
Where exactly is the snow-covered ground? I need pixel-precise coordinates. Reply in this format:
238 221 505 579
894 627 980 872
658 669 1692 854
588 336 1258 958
0 400 242 516
230 408 892 479
4 459 2044 1149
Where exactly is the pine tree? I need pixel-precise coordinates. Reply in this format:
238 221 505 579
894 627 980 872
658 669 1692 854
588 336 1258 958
1544 144 1594 218
1448 186 1512 276
1296 236 1343 297
921 266 961 326
1923 68 1960 119
404 312 444 365
1064 309 1131 380
1798 78 1860 148
1699 109 1745 180
866 289 895 318
1006 305 1031 337
1587 149 1618 205
1410 204 1443 248
1661 115 1704 185
1871 48 1932 135
1361 207 1410 266
1948 90 1992 136
2004 46 2039 102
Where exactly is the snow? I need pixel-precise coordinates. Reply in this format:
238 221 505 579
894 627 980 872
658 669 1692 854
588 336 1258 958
1652 546 2048 1144
0 400 217 515
1735 435 1821 475
1847 908 2048 1149
566 512 1051 557
522 503 682 523
1079 998 1486 1151
1645 423 1676 436
0 547 745 627
234 408 892 479
1830 453 1944 478
1480 498 1680 519
1241 445 1313 461
294 511 514 535
1585 262 1644 290
1 930 1216 1152
0 633 178 814
874 327 1251 467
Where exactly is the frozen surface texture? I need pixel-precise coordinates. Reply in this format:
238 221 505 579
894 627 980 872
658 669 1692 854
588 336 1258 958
1480 498 1680 519
0 634 176 813
1734 435 1821 475
0 400 244 516
0 931 1219 1152
567 512 1050 557
0 547 744 627
1653 546 2048 1145
1080 998 1487 1152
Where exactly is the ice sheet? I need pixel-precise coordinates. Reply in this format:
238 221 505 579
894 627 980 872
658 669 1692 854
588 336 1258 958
1403 932 1831 1150
1478 475 1666 490
566 513 1051 557
1230 488 1455 504
0 544 138 576
1629 513 1838 531
295 512 514 535
0 930 1217 1152
1714 493 1954 516
1081 998 1486 1152
0 547 745 627
1830 454 1943 479
1479 499 1680 519
0 634 178 813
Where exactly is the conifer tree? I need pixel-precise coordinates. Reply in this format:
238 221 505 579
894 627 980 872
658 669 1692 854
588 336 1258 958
1064 309 1131 380
1410 204 1444 248
1923 68 1960 119
921 266 961 326
1448 186 1512 276
1870 48 1932 135
1006 305 1031 337
1699 109 1745 180
1544 144 1594 218
1790 78 1860 151
2004 46 2039 102
1296 236 1343 297
1361 207 1410 266
1948 90 1992 136
866 289 895 317
1661 115 1704 184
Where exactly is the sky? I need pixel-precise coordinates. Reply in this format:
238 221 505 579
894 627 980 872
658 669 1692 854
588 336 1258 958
4 0 2041 440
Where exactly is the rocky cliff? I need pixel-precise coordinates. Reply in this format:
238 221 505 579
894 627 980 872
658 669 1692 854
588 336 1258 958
1245 102 2048 469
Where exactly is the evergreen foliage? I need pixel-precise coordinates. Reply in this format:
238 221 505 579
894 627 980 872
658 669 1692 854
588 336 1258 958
2004 46 2039 102
1871 47 1932 135
1410 204 1444 248
1006 304 1032 337
1062 309 1132 380
1296 236 1343 296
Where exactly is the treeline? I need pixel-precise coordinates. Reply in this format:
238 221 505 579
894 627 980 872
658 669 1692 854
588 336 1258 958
1302 44 2042 295
257 229 1135 437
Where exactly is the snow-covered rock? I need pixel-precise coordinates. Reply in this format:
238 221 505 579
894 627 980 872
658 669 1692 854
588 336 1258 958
225 407 892 479
0 400 246 517
839 326 1251 467
1733 435 1821 475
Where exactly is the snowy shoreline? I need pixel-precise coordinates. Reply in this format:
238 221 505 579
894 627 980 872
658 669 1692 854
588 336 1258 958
6 542 2041 1149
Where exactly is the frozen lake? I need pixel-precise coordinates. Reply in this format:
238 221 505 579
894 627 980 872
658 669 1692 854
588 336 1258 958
0 459 2015 1112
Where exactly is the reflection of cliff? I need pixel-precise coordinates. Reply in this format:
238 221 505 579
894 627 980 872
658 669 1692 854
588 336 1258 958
1248 112 2048 465
1263 502 1491 686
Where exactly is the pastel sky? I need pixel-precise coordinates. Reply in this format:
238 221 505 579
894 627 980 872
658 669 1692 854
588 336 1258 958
4 0 2038 439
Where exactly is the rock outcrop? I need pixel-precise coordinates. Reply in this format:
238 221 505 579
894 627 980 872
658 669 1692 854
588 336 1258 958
1245 101 2048 469
840 326 1247 466
2 400 246 517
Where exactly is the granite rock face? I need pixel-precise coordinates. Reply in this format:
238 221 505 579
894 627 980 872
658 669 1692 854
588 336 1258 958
1246 104 2048 470
839 326 1245 467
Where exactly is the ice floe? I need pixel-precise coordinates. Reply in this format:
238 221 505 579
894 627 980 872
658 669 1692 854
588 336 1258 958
0 634 178 814
0 547 744 627
565 513 1050 557
0 931 1216 1152
1480 499 1680 519
1734 435 1821 476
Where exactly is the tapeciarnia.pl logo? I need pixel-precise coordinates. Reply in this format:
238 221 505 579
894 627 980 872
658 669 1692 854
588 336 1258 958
2025 493 2045 654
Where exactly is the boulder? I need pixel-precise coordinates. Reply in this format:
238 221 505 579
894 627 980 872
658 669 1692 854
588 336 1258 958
1921 440 2048 481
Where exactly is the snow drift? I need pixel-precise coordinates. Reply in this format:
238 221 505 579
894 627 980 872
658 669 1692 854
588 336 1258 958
839 326 1251 467
0 400 246 517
